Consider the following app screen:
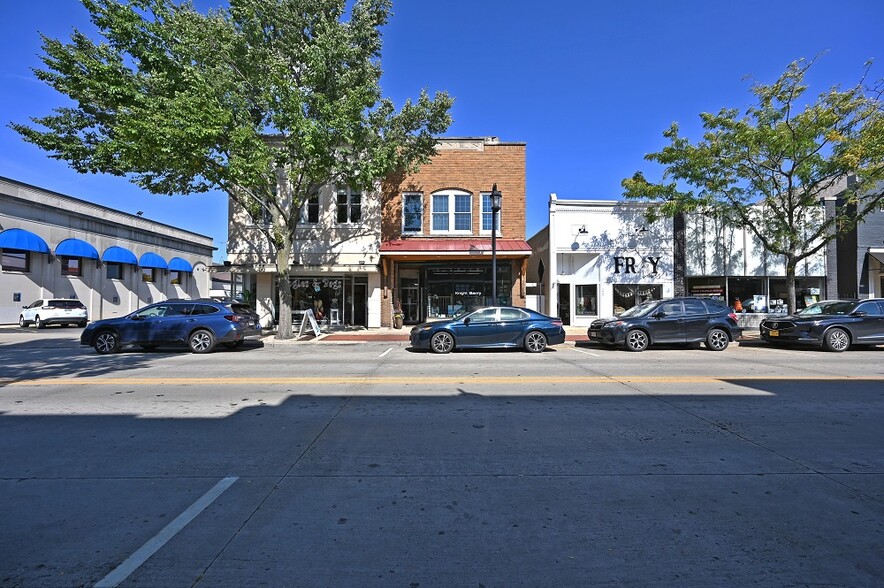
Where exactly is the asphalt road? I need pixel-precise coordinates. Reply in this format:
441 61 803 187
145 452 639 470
1 327 883 587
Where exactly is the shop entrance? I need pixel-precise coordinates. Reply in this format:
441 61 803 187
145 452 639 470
558 284 570 325
351 283 367 327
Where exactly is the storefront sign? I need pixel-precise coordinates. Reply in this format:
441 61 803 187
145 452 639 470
614 256 661 274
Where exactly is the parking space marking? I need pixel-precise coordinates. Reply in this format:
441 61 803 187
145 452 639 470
571 348 600 357
93 476 238 588
379 347 393 358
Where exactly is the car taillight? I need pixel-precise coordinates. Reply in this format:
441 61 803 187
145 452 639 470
728 312 738 321
551 320 563 327
224 314 241 322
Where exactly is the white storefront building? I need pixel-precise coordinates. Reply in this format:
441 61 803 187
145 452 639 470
531 195 675 326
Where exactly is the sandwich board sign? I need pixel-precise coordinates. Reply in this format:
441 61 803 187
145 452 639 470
297 308 322 338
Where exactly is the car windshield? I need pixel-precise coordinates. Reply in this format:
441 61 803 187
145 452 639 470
618 301 657 318
796 301 855 316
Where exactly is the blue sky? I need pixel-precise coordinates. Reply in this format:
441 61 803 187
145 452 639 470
2 1 882 262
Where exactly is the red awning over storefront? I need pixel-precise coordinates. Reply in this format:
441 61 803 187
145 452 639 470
381 238 531 256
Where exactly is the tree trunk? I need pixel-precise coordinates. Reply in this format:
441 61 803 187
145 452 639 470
275 242 293 339
785 257 798 315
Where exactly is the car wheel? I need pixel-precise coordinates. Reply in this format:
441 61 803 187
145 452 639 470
524 330 547 353
18 315 28 328
78 321 87 328
705 328 730 351
94 331 121 354
823 328 850 352
223 340 244 350
430 331 454 354
188 329 215 353
35 315 45 329
625 329 649 352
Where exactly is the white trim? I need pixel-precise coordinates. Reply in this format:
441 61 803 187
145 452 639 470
430 189 472 234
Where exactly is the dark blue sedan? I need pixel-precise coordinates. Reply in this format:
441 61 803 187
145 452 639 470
81 299 261 354
409 306 566 353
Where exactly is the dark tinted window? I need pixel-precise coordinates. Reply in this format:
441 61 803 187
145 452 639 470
500 308 528 321
855 301 883 316
56 300 85 309
683 299 708 316
658 301 683 316
702 298 729 312
192 304 220 315
231 304 255 315
470 308 498 323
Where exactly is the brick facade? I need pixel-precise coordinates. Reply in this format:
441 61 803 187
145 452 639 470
379 137 530 326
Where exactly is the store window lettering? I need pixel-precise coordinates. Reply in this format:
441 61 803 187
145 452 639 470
614 255 661 274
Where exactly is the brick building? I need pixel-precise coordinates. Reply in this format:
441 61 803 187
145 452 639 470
378 137 530 326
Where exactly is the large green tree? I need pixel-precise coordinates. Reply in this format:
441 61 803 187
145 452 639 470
11 0 453 338
622 58 883 312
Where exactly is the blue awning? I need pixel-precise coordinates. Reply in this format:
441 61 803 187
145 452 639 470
168 257 194 272
102 246 138 265
55 238 100 260
139 252 168 269
0 228 50 253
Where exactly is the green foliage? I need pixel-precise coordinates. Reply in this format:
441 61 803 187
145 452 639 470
11 0 453 337
11 0 452 237
622 58 883 309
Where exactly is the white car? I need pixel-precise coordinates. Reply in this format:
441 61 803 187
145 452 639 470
19 299 88 328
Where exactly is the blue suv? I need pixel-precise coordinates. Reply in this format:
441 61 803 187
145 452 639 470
81 299 261 354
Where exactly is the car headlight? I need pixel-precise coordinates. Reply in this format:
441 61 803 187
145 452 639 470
420 325 433 331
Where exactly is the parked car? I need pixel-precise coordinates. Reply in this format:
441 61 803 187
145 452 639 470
80 299 262 354
410 306 566 353
759 298 884 352
19 299 87 328
587 297 742 352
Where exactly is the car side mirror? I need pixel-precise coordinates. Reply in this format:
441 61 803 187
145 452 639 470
851 310 867 317
653 312 666 319
131 315 144 321
463 317 471 325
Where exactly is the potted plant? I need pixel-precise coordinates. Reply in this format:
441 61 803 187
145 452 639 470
392 304 404 329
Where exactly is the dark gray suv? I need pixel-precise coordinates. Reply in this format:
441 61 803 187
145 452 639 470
587 297 742 352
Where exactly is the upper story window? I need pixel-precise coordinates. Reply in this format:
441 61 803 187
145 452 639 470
1 249 29 272
481 192 501 234
336 188 362 224
403 193 423 233
301 194 320 224
432 190 472 234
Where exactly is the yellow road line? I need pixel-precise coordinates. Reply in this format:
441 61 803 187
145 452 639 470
2 375 882 386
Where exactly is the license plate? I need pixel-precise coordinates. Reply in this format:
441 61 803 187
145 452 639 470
590 330 599 338
769 330 779 337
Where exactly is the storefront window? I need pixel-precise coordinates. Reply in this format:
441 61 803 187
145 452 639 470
291 277 343 323
768 278 824 312
106 263 123 280
575 285 598 316
141 268 155 282
61 256 81 277
727 277 764 313
1 249 28 272
687 278 725 300
423 264 511 319
613 284 662 315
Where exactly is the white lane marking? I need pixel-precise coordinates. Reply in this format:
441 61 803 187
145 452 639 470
379 347 393 358
571 348 600 357
94 476 238 588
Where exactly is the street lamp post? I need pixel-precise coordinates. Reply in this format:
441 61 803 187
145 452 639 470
490 184 502 306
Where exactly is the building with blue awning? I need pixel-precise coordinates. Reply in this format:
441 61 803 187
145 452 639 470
0 176 216 324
